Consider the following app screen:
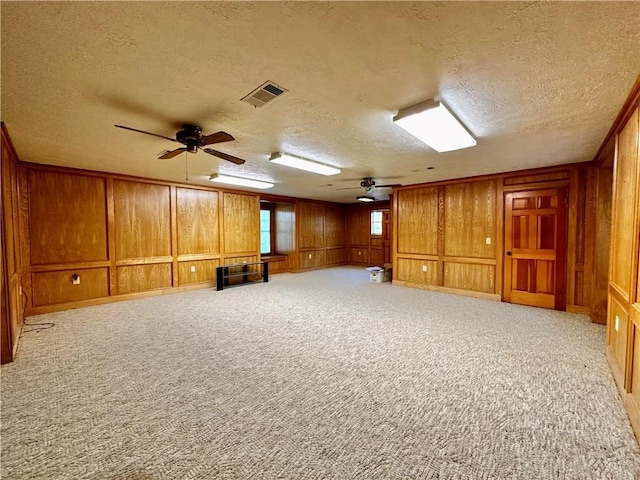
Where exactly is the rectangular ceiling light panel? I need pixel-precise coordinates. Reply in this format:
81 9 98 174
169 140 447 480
393 100 476 152
209 174 274 189
269 152 341 176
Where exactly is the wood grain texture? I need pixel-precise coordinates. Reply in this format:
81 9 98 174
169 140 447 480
504 171 569 186
1 125 24 362
396 258 438 285
325 247 347 265
298 249 324 270
397 187 438 255
298 201 325 249
370 248 383 267
608 294 629 380
444 262 494 294
443 181 496 259
177 259 220 286
28 170 108 265
347 205 371 246
610 108 639 299
324 204 346 247
116 263 172 295
32 268 109 306
275 203 295 254
631 319 640 410
593 168 613 324
176 187 219 255
350 247 369 264
114 180 171 260
223 193 259 254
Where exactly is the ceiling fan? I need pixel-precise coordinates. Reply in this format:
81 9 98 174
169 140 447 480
114 123 246 165
337 177 401 193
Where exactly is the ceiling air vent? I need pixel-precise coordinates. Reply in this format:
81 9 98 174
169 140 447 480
241 81 288 108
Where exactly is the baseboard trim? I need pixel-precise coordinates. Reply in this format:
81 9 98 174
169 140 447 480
392 280 501 302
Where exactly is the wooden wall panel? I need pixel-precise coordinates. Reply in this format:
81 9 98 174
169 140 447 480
264 256 290 274
176 188 219 255
444 263 495 294
608 295 630 379
298 202 325 249
114 180 171 260
444 181 496 259
178 259 219 286
610 108 639 299
275 203 295 254
397 187 438 255
325 247 347 265
348 206 370 246
28 171 107 265
32 268 109 306
370 248 384 266
325 204 346 247
298 249 324 270
396 259 438 285
630 320 640 409
117 263 172 295
223 193 259 254
350 247 369 264
1 125 24 363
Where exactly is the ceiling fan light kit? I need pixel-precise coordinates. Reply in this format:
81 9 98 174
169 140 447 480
269 152 341 176
209 174 274 190
393 99 476 153
356 195 376 203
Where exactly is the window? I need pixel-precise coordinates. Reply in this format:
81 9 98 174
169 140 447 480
260 209 271 254
371 210 383 235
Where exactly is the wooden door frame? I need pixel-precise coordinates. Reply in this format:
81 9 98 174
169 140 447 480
502 187 568 310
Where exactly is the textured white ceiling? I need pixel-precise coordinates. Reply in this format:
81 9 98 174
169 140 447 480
1 2 639 203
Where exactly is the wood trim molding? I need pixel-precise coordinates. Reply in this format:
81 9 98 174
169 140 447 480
593 74 640 165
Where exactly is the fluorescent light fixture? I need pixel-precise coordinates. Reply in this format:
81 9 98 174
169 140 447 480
393 99 476 152
269 152 340 176
357 195 376 203
209 174 274 190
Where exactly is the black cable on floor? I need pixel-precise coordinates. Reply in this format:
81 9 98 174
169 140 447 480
20 290 55 334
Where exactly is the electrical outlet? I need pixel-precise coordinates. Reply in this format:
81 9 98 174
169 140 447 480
485 237 492 245
358 251 361 256
615 315 620 332
308 254 312 259
190 265 196 273
72 274 80 285
422 265 427 272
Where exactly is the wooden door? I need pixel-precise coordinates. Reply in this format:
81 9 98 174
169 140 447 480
504 189 567 310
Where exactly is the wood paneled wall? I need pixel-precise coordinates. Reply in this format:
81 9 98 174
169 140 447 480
346 201 390 266
0 150 348 321
604 84 640 440
1 124 25 363
394 179 499 299
296 201 347 271
14 163 262 316
393 165 594 306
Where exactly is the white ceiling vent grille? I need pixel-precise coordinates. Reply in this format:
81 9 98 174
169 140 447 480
241 81 288 108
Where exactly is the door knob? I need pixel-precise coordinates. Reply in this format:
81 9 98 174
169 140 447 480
506 251 512 256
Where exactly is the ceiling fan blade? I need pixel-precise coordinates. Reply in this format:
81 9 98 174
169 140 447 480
199 131 235 146
375 183 402 188
115 124 178 142
203 148 246 165
336 186 362 190
158 148 187 159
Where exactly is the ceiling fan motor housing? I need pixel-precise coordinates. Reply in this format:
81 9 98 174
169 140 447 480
176 125 202 152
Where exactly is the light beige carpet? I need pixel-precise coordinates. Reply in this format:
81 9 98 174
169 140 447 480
2 267 639 479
